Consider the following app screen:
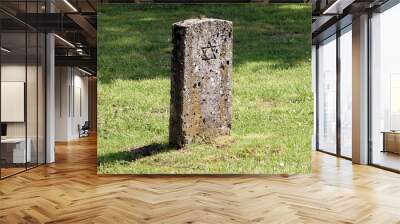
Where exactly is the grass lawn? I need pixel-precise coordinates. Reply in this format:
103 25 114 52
97 4 312 174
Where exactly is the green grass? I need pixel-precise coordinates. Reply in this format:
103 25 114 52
97 4 312 174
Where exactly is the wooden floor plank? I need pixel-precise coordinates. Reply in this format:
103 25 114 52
0 135 400 223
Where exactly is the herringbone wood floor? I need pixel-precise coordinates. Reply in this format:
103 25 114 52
1 135 400 223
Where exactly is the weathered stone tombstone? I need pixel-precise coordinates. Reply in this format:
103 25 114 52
169 18 233 148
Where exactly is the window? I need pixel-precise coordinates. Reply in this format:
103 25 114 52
0 2 46 179
317 34 337 154
370 3 400 171
339 25 352 158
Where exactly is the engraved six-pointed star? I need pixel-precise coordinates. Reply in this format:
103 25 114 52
201 41 218 60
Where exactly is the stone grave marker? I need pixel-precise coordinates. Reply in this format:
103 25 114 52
169 18 233 148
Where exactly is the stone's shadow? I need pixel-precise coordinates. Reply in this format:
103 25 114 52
129 143 173 158
98 143 175 164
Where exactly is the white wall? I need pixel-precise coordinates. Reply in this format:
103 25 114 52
1 63 46 164
55 66 70 141
73 72 89 137
1 65 26 141
1 65 35 137
1 64 37 137
55 67 89 141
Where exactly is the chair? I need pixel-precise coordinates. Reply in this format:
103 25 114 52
79 121 90 138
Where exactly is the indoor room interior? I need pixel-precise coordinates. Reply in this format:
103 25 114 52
313 0 400 172
0 12 46 178
0 0 97 179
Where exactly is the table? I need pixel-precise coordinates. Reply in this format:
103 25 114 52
1 138 31 164
381 131 400 154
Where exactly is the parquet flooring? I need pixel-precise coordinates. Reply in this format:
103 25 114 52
0 167 26 178
1 135 400 223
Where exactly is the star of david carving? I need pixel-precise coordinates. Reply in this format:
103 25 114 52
201 41 218 61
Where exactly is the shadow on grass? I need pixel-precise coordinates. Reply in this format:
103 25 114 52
98 142 176 164
98 4 311 83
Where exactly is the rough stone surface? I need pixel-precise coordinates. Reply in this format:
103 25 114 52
169 18 233 148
